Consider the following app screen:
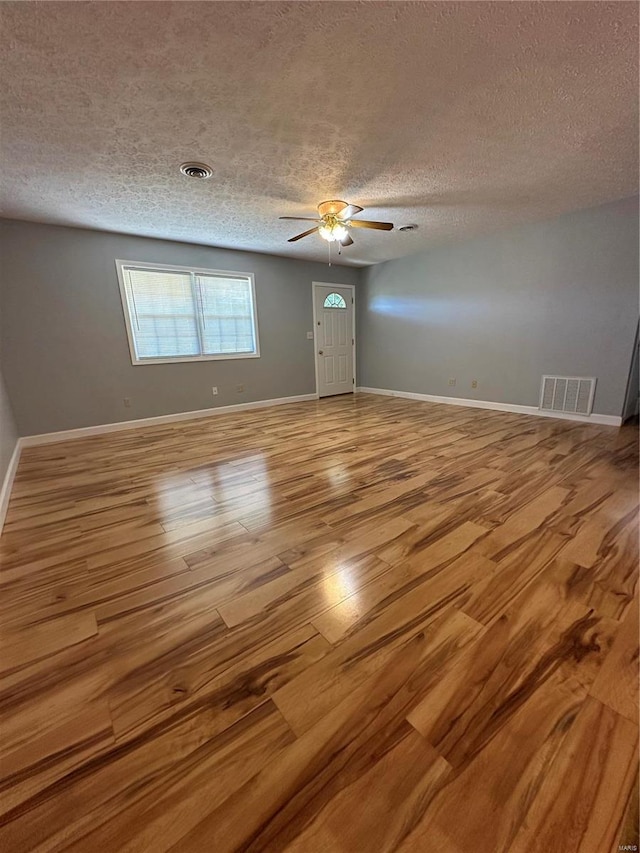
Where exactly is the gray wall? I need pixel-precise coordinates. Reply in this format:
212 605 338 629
358 198 639 416
2 198 637 436
0 220 360 434
0 364 19 486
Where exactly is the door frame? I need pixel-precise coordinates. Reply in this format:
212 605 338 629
311 281 356 399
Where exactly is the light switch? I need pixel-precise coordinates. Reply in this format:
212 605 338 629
306 331 314 339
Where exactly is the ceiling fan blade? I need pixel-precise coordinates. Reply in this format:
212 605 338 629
317 199 348 218
279 216 321 222
348 220 394 231
336 205 364 220
288 226 319 242
340 233 354 247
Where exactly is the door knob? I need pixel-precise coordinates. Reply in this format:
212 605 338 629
318 350 324 355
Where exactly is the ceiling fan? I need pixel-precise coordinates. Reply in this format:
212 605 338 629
280 200 394 247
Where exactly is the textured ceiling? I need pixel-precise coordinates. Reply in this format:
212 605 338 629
1 1 638 266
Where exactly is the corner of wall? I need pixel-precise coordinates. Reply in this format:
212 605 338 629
0 366 21 535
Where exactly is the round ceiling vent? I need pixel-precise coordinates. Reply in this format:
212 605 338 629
179 162 213 179
398 224 419 232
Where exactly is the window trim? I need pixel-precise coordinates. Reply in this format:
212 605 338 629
115 259 260 365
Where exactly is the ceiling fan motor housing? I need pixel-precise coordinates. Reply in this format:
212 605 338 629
317 200 348 218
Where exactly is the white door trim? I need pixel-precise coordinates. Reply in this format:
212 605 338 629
312 282 356 398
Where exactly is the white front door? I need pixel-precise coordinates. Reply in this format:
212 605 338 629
313 284 354 397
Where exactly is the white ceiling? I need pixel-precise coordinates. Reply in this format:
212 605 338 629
1 1 637 267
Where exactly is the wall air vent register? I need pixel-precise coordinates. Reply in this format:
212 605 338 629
539 375 596 416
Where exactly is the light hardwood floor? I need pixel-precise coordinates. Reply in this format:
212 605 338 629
0 393 638 852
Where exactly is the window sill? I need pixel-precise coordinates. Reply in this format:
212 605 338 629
130 352 261 365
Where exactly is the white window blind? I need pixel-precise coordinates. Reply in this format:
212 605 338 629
116 261 259 364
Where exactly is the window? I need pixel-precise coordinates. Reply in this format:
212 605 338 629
323 292 347 309
116 260 259 364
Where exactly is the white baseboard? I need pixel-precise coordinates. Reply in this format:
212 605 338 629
20 393 319 448
356 387 622 427
0 439 22 535
2 385 620 536
1 393 318 536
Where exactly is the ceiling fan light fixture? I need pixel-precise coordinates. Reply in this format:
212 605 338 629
318 224 335 242
319 221 349 242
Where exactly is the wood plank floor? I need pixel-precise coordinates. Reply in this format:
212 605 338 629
0 392 638 852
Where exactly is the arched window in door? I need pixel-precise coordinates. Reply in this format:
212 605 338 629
323 292 347 309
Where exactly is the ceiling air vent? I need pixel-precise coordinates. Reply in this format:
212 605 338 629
540 375 596 416
179 162 213 179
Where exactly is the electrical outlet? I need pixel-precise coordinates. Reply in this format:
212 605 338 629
471 379 478 389
448 378 456 387
236 384 245 393
211 386 218 396
123 397 131 408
